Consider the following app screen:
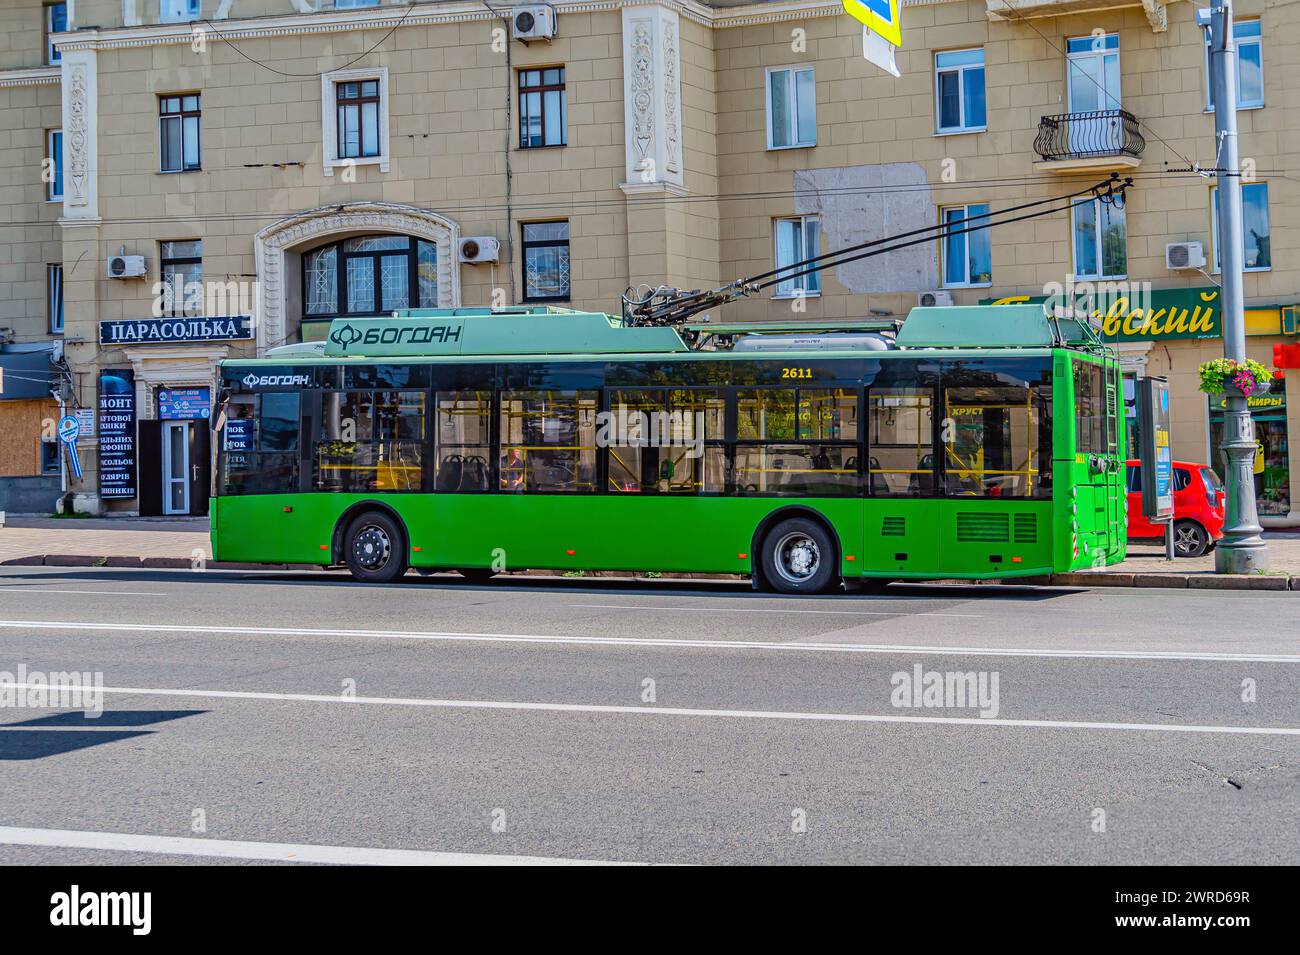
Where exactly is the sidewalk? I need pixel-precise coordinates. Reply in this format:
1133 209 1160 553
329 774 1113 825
0 516 213 568
2 515 1299 588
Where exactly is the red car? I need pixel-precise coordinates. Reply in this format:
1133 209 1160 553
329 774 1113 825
1125 459 1225 557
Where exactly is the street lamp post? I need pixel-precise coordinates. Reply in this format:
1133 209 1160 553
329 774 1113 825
1204 1 1269 574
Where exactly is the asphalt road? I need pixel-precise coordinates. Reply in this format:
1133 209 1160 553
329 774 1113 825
0 566 1296 865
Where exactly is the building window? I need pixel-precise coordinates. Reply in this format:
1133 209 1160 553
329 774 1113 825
1207 19 1263 110
1066 33 1121 113
48 265 63 333
521 222 570 302
334 0 380 7
160 0 201 23
935 49 986 133
773 216 819 297
336 79 380 159
45 3 67 65
766 67 815 149
160 95 201 172
46 129 63 201
160 240 202 317
519 68 566 148
1212 182 1271 272
321 69 389 175
940 204 992 287
1210 377 1288 516
302 235 439 324
1071 197 1126 279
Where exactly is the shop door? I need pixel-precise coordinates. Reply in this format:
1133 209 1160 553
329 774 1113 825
187 419 211 516
162 421 190 515
138 421 163 517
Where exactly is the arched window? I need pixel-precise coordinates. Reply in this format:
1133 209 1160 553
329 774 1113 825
302 235 439 325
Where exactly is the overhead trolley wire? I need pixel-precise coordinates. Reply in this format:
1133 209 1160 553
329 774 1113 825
622 175 1133 326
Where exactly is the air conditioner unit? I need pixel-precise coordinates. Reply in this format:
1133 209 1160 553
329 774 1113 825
459 236 501 264
512 5 556 42
1165 241 1206 271
107 255 147 279
917 290 953 308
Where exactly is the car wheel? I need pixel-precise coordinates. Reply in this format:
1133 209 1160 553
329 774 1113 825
344 511 409 583
457 568 497 583
1173 520 1210 558
760 518 838 595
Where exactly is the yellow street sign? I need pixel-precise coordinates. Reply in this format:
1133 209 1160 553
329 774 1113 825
842 0 902 47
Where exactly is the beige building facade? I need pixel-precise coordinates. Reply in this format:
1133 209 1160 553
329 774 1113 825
0 0 1295 520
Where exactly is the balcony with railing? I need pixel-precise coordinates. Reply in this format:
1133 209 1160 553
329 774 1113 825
1033 109 1145 172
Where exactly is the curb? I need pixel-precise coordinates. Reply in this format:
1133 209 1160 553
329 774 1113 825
2 553 1297 591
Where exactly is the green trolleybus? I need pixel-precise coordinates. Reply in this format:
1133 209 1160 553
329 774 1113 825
211 303 1126 593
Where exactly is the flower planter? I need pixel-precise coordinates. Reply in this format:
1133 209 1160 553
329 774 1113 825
1198 358 1273 399
1217 377 1272 399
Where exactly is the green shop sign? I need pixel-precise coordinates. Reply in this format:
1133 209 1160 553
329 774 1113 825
981 287 1222 342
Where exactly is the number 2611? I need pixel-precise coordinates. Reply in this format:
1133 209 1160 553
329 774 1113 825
781 367 813 380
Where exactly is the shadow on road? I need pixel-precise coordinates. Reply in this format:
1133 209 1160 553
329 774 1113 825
0 566 1079 603
0 710 206 761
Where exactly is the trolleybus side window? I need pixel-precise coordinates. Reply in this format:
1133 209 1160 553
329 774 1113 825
316 390 425 492
734 388 859 496
499 389 598 492
868 361 941 496
941 360 1052 498
604 388 726 494
435 390 493 492
222 392 300 495
1073 359 1105 454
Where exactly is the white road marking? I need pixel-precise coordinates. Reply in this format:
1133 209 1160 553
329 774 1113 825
0 826 637 866
0 589 167 596
7 682 1299 737
570 602 981 618
0 619 1296 663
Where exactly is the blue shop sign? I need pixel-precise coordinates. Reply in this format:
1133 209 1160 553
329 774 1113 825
158 386 211 420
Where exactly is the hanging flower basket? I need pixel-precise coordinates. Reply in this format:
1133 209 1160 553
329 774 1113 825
1198 358 1272 397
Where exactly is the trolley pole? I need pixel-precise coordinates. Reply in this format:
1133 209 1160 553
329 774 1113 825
1204 1 1269 574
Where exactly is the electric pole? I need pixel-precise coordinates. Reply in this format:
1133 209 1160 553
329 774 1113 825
1202 1 1269 573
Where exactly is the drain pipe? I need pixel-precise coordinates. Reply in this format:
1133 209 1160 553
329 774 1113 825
484 2 516 304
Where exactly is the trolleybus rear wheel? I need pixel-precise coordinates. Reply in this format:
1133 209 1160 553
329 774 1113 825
761 517 838 595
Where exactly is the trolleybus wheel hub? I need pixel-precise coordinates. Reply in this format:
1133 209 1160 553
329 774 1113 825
774 532 819 582
356 525 391 569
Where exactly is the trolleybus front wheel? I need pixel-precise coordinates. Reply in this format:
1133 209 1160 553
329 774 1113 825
344 510 409 583
760 517 838 595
